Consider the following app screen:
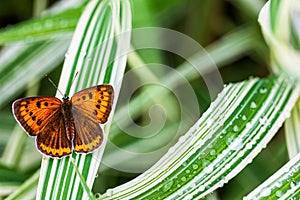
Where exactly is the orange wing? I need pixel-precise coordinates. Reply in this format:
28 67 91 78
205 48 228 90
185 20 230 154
71 84 114 153
12 97 61 136
12 97 72 157
35 113 72 157
72 111 104 153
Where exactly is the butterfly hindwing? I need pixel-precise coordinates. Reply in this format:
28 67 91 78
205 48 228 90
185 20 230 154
12 97 62 136
36 112 72 157
72 110 103 153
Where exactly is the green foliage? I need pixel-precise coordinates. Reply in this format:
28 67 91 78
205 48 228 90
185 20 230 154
1 0 300 199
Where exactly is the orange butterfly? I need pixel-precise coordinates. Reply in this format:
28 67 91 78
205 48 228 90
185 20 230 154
12 84 114 158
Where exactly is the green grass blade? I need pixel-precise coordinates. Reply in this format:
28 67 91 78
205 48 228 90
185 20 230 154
259 0 300 159
244 150 300 199
0 1 86 44
258 0 300 78
285 98 300 158
36 0 131 199
0 40 70 108
99 75 299 199
5 170 40 200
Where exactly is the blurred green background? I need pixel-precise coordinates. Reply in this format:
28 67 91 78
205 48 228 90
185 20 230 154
0 0 288 199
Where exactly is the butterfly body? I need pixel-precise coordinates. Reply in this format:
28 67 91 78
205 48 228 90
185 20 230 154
60 97 75 141
12 84 114 158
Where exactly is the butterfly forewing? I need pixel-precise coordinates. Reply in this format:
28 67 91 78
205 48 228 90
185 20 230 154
71 84 114 123
71 85 114 153
12 97 61 136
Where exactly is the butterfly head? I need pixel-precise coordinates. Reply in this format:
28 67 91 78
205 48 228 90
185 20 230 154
62 94 69 101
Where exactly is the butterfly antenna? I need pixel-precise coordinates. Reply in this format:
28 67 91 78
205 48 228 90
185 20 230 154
71 71 79 87
45 74 65 97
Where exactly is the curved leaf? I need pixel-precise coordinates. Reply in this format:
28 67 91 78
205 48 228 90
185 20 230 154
99 75 299 199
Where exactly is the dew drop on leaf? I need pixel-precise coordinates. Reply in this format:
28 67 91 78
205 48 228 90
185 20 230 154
260 187 271 197
275 190 283 198
203 165 214 174
242 115 247 121
233 125 239 132
259 87 268 93
162 180 174 192
228 137 243 151
210 149 216 156
192 164 198 170
106 189 114 197
250 101 257 109
183 194 193 200
198 185 205 191
181 176 187 182
290 181 297 188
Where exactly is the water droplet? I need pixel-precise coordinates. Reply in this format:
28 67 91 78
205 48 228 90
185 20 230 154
275 190 283 197
246 143 253 149
260 87 267 93
168 147 175 154
162 180 174 192
190 182 196 188
229 137 243 151
259 117 268 125
95 193 101 198
233 125 239 132
290 181 297 188
203 165 214 174
226 136 234 145
222 163 229 170
246 122 252 129
260 187 271 197
242 115 247 121
181 176 187 182
202 159 210 168
275 181 282 188
198 185 205 191
192 164 199 170
210 149 216 156
95 173 99 178
237 151 244 157
185 169 190 174
106 189 114 197
250 102 257 109
183 194 193 200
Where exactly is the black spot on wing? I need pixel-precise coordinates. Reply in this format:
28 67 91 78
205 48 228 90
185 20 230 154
36 101 41 108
